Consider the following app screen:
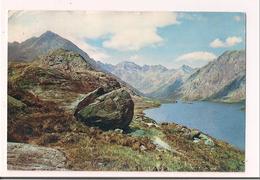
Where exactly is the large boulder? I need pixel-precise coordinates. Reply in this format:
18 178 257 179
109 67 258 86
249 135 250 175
75 88 134 130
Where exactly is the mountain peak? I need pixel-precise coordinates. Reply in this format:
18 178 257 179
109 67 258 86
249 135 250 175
118 61 138 66
8 31 95 66
180 64 194 73
40 30 59 38
116 61 141 70
143 64 168 72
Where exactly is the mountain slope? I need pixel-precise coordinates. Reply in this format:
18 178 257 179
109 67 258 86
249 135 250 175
98 61 195 95
8 49 121 109
8 31 143 96
8 31 98 68
147 65 197 99
176 50 245 102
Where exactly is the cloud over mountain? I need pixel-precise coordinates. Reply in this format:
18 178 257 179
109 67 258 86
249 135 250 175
174 51 217 68
210 36 242 48
8 11 178 52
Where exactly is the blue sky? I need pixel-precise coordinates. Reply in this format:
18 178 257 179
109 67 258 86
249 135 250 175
8 11 245 68
85 12 245 68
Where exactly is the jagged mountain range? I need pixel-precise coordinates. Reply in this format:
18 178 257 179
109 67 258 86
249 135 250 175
97 51 245 102
8 31 246 102
97 61 196 94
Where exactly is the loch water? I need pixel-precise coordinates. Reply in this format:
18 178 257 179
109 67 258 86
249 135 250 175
144 101 245 150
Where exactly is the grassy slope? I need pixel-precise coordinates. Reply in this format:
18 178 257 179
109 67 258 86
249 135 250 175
8 62 245 171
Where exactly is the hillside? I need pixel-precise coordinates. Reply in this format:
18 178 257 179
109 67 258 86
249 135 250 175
8 48 244 172
8 31 143 97
8 31 101 70
161 50 246 103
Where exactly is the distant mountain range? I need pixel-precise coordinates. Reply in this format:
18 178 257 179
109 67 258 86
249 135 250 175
8 31 246 102
97 50 246 103
97 61 196 94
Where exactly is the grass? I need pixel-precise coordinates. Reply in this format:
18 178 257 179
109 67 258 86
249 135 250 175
64 136 193 171
7 61 245 172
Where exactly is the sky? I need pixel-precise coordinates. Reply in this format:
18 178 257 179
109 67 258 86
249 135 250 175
8 11 245 68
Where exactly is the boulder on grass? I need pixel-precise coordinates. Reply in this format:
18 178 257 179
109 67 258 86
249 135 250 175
75 88 134 130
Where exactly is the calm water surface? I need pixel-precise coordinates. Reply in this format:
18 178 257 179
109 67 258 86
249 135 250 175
144 101 245 150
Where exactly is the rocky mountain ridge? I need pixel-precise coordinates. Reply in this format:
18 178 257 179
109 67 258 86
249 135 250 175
8 31 143 97
176 50 246 102
98 61 195 94
8 31 97 67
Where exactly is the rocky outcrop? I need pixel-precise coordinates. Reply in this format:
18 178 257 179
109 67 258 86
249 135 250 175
75 88 134 130
7 142 67 170
8 31 142 97
8 95 27 114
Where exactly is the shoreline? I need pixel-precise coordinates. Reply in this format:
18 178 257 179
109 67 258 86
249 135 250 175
7 92 245 171
134 96 245 152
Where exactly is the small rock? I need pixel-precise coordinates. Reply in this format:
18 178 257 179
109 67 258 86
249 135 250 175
145 123 159 128
193 137 201 143
204 138 215 146
199 133 215 146
140 145 147 151
114 128 123 133
190 129 201 140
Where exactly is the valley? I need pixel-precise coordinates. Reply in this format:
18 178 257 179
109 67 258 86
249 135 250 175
7 31 245 171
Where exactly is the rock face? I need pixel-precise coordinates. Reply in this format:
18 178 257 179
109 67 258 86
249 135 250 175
75 88 134 130
7 142 67 170
74 87 106 115
175 50 246 102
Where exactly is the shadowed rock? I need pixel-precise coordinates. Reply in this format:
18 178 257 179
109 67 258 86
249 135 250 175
74 87 106 116
75 88 134 130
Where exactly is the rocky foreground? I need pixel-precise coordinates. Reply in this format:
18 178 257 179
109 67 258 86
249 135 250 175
7 49 244 171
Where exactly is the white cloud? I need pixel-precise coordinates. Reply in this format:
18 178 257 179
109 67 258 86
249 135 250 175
173 51 217 68
225 36 242 46
210 39 225 48
234 15 241 22
8 11 179 52
210 36 242 48
70 38 110 60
